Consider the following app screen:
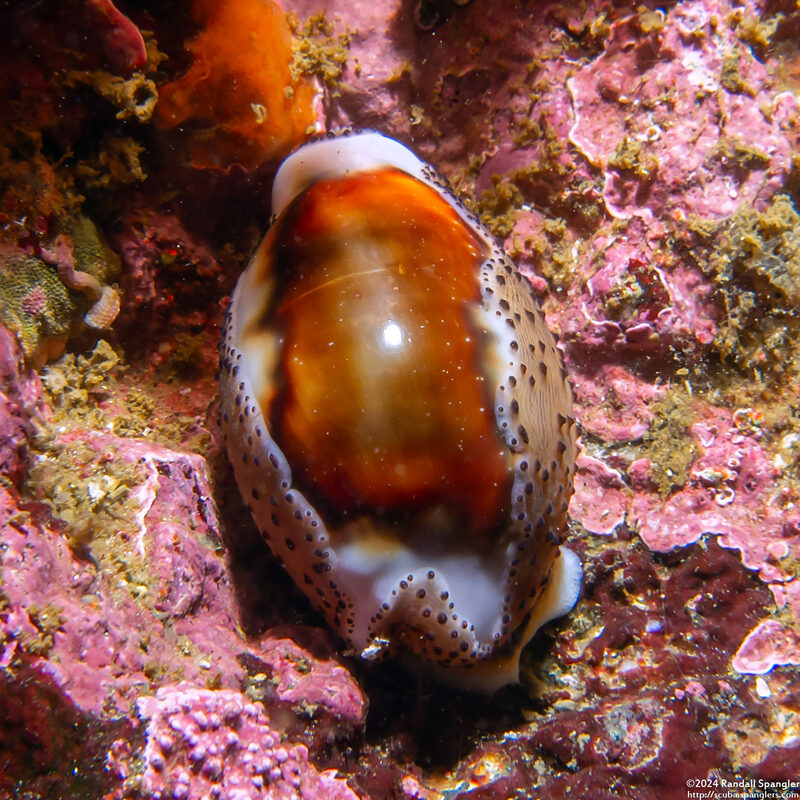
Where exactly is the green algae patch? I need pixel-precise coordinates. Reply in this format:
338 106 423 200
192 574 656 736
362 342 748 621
39 338 211 453
0 251 75 362
167 332 207 378
720 51 756 96
715 135 771 171
477 175 524 240
636 6 666 35
27 422 147 557
113 387 157 438
729 8 781 53
18 603 66 658
75 135 148 190
681 194 800 379
0 214 120 365
474 120 602 246
706 194 800 374
608 136 659 182
509 218 581 292
289 11 350 89
41 339 121 428
639 388 697 498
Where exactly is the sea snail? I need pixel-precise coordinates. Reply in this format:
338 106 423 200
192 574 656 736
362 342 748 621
218 131 581 692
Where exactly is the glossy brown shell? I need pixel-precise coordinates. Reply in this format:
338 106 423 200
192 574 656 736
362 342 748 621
218 139 578 681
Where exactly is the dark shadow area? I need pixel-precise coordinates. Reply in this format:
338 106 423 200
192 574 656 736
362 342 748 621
0 663 136 799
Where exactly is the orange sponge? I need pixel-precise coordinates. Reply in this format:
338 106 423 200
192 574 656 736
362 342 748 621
155 0 320 171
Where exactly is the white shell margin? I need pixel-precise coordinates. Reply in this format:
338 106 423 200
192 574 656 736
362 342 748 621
271 132 430 216
415 545 583 693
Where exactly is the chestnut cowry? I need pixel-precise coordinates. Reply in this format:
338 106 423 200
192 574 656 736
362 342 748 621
218 131 581 691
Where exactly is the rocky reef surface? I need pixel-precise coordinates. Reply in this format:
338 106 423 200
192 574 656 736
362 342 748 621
1 0 799 797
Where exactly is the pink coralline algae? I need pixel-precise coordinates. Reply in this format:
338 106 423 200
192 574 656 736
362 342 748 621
630 411 792 583
733 576 800 674
567 0 798 223
733 618 800 675
570 455 630 536
552 219 719 356
542 0 800 696
1 431 239 716
570 362 664 443
539 0 800 363
2 423 367 717
572 400 800 683
0 329 366 795
253 632 365 726
0 325 43 487
116 685 360 800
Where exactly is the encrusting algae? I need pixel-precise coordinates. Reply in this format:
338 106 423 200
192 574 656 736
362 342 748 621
0 213 121 367
288 11 351 89
702 193 800 374
0 250 75 365
639 388 698 498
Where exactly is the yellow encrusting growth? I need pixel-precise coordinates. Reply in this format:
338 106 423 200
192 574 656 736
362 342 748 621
288 11 351 88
